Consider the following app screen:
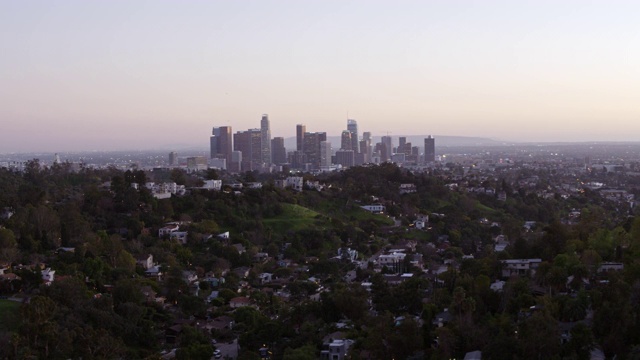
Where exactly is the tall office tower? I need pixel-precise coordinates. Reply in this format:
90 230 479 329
359 140 367 161
340 130 352 150
335 150 355 168
210 126 233 164
271 137 287 165
381 136 393 162
169 151 178 166
397 136 412 156
234 129 262 172
303 132 327 169
424 135 435 164
229 151 242 173
260 114 271 165
360 131 372 163
296 124 306 152
347 119 359 152
320 140 332 168
289 151 307 169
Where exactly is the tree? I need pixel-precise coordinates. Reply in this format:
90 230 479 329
0 228 20 263
519 312 560 359
565 323 594 359
283 344 317 360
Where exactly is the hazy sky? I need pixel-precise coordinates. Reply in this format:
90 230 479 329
1 0 639 152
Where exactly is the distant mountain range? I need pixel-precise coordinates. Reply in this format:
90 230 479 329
282 135 506 150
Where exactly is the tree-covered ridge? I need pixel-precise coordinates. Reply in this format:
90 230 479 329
0 160 640 359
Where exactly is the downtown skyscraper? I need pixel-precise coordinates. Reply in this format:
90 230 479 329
234 129 262 172
347 119 359 153
424 135 435 164
210 126 233 165
260 114 271 166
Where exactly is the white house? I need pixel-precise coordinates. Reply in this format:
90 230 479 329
136 254 154 270
170 231 188 245
202 180 222 191
159 224 180 237
399 183 417 194
286 177 304 192
259 273 273 284
42 268 55 284
320 339 354 360
377 252 406 269
361 204 385 213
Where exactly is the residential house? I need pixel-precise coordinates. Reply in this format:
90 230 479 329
320 332 353 360
159 224 180 237
399 183 417 194
42 268 55 285
246 182 263 189
361 204 385 213
202 179 222 191
170 231 188 245
259 273 273 285
232 243 246 254
232 267 250 279
140 285 157 303
285 177 304 192
182 270 198 284
432 308 452 327
145 265 163 280
598 262 624 273
501 259 542 278
229 296 252 308
463 350 482 360
210 316 234 331
254 252 269 263
136 254 154 270
490 280 505 292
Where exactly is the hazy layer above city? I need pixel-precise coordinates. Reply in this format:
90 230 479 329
1 1 639 153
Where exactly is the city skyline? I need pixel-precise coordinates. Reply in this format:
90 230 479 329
1 1 639 153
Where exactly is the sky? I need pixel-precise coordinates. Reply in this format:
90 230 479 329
1 0 639 152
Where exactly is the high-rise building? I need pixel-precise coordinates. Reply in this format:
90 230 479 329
210 126 233 165
169 151 178 166
335 150 355 168
289 151 306 169
347 119 359 153
260 114 271 165
186 156 208 171
397 136 412 156
424 135 435 164
271 137 287 165
234 129 262 172
296 124 306 152
320 140 332 168
340 130 352 150
303 132 327 169
360 131 372 164
381 136 393 162
229 151 242 173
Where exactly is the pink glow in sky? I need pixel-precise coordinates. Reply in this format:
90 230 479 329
1 0 639 152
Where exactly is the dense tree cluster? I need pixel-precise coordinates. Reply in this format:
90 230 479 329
1 161 640 359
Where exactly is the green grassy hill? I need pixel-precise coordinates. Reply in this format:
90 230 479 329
263 203 323 233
